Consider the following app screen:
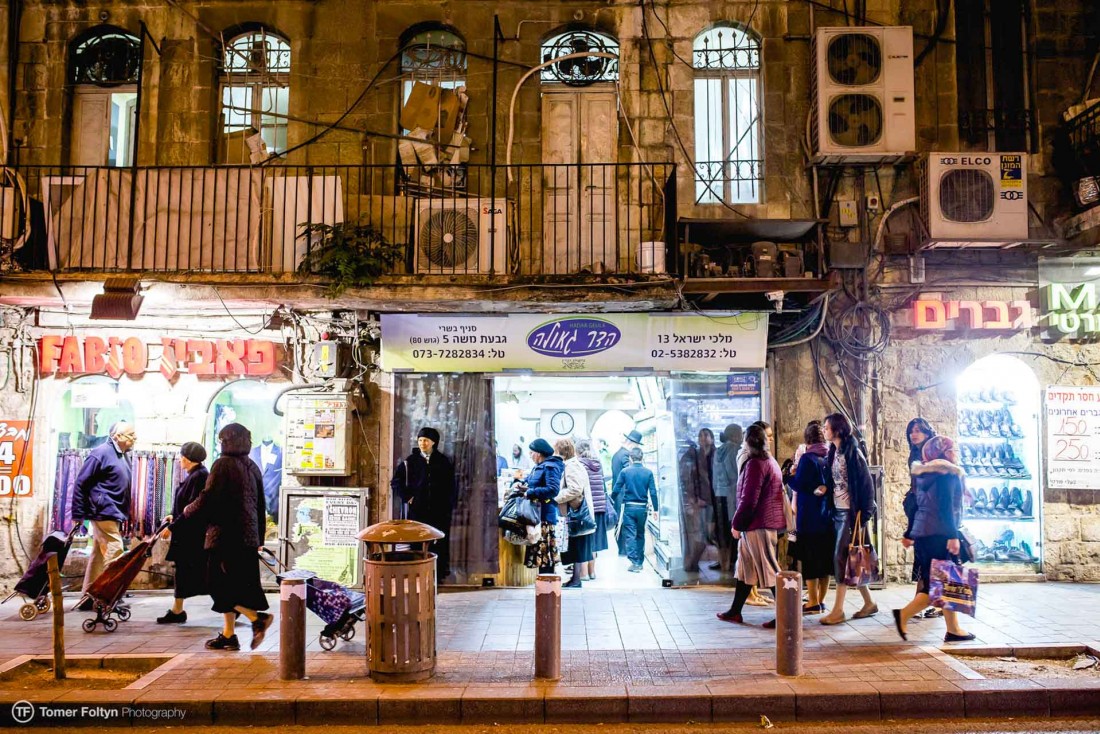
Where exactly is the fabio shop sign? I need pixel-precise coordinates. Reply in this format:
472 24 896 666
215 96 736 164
380 312 769 372
38 335 279 379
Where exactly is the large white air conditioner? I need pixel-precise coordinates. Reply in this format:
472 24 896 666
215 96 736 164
811 26 915 162
921 152 1029 243
414 198 510 274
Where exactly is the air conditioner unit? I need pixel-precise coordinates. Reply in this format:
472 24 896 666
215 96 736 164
811 26 915 162
921 152 1029 243
414 198 510 274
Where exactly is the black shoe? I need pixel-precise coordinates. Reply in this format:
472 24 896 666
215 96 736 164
157 610 187 624
76 598 94 612
563 577 583 589
205 633 240 651
892 609 908 640
944 632 976 643
250 612 274 650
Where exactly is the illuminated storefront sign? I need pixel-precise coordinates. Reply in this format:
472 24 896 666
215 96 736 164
1039 254 1100 341
911 299 1032 331
38 335 278 379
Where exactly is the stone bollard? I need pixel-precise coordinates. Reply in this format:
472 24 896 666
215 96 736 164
534 574 561 680
279 577 307 681
775 570 803 677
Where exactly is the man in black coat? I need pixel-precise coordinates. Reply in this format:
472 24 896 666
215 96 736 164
610 429 642 557
391 427 457 578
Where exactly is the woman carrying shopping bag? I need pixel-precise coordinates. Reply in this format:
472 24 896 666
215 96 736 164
892 435 975 642
555 438 597 588
819 413 879 625
522 438 564 574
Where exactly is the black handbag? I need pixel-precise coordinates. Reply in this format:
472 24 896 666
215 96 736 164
567 496 597 536
499 494 541 533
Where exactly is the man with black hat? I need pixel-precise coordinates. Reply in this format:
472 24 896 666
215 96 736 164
610 429 642 556
391 427 457 578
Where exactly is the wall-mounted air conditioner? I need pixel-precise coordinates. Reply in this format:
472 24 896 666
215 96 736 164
414 198 510 274
811 26 915 162
921 152 1029 242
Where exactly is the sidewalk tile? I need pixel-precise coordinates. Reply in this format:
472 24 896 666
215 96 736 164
1045 684 1100 716
959 679 1049 717
790 681 882 721
377 685 465 724
132 689 215 726
295 689 379 725
873 681 965 718
461 684 544 723
627 683 712 723
213 689 295 726
708 682 796 723
544 685 628 723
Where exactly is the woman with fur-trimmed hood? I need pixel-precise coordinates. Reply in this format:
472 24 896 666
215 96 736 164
891 435 974 643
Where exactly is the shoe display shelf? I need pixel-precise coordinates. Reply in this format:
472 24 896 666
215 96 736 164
957 389 1040 569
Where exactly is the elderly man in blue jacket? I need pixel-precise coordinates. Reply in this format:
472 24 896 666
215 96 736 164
72 421 135 607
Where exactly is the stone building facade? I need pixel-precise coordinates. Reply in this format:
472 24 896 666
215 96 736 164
1 0 1099 588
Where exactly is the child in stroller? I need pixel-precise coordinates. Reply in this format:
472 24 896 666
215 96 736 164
259 549 365 650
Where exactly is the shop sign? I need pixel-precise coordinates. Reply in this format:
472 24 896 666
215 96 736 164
726 373 761 396
1039 254 1100 341
1045 386 1100 489
911 299 1032 331
0 420 33 498
37 336 278 379
380 312 768 373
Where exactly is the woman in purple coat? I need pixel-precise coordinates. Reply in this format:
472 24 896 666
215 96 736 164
717 424 786 628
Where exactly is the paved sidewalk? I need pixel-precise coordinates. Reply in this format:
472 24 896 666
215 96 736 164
1 582 1098 726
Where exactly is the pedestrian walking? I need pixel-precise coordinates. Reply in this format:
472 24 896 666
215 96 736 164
521 438 563 574
735 420 773 606
612 448 658 572
819 413 879 625
391 427 457 578
679 428 716 572
717 424 785 627
711 424 741 572
893 435 975 642
555 438 596 588
785 422 833 615
904 418 943 621
72 421 136 610
169 423 272 651
576 439 613 580
610 430 642 558
157 442 209 624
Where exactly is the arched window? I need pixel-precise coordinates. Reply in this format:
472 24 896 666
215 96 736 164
70 26 141 86
68 26 141 166
219 29 291 158
540 29 619 85
692 24 762 205
400 25 466 109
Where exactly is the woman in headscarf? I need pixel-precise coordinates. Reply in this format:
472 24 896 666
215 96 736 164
520 438 564 573
169 423 271 651
893 435 974 643
903 418 942 620
157 442 209 624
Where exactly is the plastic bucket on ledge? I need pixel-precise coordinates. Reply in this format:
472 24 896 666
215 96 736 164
637 241 666 274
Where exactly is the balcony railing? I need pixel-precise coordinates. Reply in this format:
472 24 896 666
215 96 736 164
4 163 675 279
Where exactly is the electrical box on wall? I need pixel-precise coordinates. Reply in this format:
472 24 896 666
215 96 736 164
284 392 355 476
836 200 859 227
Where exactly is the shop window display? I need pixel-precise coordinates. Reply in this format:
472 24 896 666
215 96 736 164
955 355 1042 572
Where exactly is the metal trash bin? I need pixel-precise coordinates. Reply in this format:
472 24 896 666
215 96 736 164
358 519 444 682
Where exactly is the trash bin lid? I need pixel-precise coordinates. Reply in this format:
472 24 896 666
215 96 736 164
357 519 445 543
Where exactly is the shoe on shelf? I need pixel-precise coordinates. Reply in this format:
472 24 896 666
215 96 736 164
1022 490 1034 517
157 610 187 624
250 612 274 650
716 611 744 624
944 632 976 643
205 633 240 651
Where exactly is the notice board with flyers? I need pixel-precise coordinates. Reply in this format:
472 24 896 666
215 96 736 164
284 393 354 476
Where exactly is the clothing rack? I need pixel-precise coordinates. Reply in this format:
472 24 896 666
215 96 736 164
51 449 183 539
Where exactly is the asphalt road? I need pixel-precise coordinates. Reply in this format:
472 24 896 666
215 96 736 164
16 718 1100 734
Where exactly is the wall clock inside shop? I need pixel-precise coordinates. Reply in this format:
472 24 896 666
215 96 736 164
550 411 574 435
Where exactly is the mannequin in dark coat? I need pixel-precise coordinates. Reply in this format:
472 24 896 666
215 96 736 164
170 423 272 651
157 442 209 624
391 427 457 578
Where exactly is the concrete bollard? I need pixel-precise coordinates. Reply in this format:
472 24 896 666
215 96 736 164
279 577 307 681
534 574 561 680
775 570 803 677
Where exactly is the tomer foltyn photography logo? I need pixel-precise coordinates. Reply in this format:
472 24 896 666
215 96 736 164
11 701 34 724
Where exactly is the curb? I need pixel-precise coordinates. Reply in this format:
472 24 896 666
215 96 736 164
1 682 1099 727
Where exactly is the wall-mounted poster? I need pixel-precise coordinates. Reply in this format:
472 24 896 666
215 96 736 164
0 420 33 499
284 393 352 476
1046 386 1100 489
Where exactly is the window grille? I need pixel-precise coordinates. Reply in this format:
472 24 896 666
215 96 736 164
220 30 291 157
540 30 619 86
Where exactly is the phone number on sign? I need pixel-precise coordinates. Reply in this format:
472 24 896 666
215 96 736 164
649 348 738 359
409 349 506 360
